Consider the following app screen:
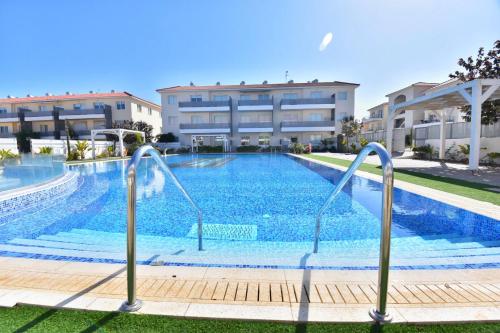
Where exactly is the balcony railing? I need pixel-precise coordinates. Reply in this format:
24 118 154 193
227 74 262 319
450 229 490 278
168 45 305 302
281 97 335 110
281 120 335 132
178 100 231 112
0 113 20 122
33 131 57 137
238 122 273 128
237 99 274 111
24 111 55 121
60 130 91 136
180 123 231 129
0 132 14 138
59 109 106 119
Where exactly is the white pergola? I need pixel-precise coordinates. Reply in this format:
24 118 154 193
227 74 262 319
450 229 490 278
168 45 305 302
91 129 146 158
191 134 230 153
387 79 500 170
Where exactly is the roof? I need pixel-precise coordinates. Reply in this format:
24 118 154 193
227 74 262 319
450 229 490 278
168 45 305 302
0 91 160 108
385 82 439 97
156 81 360 93
367 102 388 112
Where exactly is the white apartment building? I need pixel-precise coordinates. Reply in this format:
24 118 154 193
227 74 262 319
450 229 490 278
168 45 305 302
0 91 162 139
361 102 388 133
157 81 359 148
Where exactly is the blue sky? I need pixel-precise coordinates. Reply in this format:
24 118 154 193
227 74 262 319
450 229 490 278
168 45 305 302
0 0 498 118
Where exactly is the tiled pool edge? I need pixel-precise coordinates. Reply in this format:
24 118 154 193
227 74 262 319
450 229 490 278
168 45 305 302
291 154 500 221
0 172 79 217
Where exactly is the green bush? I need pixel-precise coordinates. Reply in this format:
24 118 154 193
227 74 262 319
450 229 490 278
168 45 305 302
290 143 306 154
66 150 79 161
359 137 368 147
155 132 178 143
197 145 223 153
38 146 53 155
176 147 191 154
0 149 19 160
412 144 435 160
236 145 261 152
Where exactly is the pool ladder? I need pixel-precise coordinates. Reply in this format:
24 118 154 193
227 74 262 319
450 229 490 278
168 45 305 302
313 142 394 324
122 145 203 312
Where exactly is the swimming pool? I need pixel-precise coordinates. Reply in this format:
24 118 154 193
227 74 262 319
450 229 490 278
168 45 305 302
0 154 498 269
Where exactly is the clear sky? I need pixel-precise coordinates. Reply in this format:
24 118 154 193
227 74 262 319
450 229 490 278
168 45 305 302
0 0 498 118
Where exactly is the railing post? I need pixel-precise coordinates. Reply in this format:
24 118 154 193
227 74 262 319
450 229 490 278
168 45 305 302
122 168 142 311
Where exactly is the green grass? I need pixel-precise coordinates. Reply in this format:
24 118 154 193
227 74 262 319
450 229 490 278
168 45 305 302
0 305 499 333
304 154 500 206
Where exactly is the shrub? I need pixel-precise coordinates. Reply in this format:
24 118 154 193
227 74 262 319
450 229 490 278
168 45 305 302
0 149 19 160
176 147 191 154
66 150 79 161
486 152 500 164
38 146 53 155
236 145 261 153
74 140 89 160
412 144 434 160
155 132 178 143
290 143 306 154
359 137 368 147
197 145 223 153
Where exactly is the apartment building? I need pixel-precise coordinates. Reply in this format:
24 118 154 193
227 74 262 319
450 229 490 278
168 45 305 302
361 102 388 133
0 91 162 139
157 81 358 148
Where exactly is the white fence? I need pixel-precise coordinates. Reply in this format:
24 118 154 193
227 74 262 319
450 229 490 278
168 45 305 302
31 139 114 159
0 138 19 154
359 128 406 152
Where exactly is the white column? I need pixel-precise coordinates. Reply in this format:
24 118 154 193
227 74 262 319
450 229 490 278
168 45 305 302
386 113 394 156
439 111 446 160
119 129 125 157
469 81 482 170
91 131 96 159
142 132 145 144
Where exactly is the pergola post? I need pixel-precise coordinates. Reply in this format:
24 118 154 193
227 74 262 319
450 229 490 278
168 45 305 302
469 81 482 170
119 129 125 157
91 131 96 159
439 111 446 160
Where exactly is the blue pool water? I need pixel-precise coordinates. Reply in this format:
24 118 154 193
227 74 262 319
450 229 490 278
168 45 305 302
0 154 499 269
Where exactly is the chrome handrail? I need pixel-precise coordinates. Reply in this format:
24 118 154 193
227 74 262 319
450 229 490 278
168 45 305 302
312 142 394 324
122 145 203 312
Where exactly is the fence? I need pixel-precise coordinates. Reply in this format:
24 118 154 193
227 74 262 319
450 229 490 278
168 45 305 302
0 138 19 154
414 122 500 146
31 139 114 159
360 129 405 152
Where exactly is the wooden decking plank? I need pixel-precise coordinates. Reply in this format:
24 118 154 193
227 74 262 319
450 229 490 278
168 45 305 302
388 285 409 304
482 284 500 297
450 284 481 302
142 279 165 297
405 285 433 303
224 281 238 301
246 282 259 302
393 285 420 304
470 284 499 302
415 284 444 303
436 284 468 302
235 282 248 301
315 284 334 303
212 281 228 300
188 281 206 299
358 284 377 303
286 282 297 303
305 284 322 303
294 283 309 303
281 283 290 303
425 284 457 303
347 284 370 304
200 281 217 300
154 279 175 297
166 280 186 298
176 280 196 299
270 283 283 302
136 279 156 295
336 284 357 304
258 283 271 302
326 284 345 304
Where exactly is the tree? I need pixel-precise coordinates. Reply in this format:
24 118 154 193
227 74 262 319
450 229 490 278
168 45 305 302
112 120 153 144
340 116 362 152
449 40 500 125
156 132 178 143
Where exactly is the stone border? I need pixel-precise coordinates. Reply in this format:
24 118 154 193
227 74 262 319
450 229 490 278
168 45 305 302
291 154 500 220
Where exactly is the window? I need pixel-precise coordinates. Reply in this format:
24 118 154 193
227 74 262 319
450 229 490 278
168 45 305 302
0 126 9 134
190 95 202 102
94 121 106 129
240 115 252 123
116 101 126 110
282 113 298 121
258 135 270 146
337 91 348 100
258 94 270 100
213 115 227 123
338 112 347 120
54 105 64 111
213 95 229 101
39 105 50 112
240 95 252 101
167 116 178 126
73 103 82 110
283 93 298 100
39 125 49 133
310 91 322 98
240 136 250 146
148 108 152 115
258 114 272 122
308 113 322 121
73 121 88 131
309 134 322 144
0 108 7 114
94 102 105 110
167 95 177 105
191 115 203 124
290 137 298 143
137 104 142 112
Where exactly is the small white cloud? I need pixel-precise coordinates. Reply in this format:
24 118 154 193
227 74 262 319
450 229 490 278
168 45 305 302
319 32 333 51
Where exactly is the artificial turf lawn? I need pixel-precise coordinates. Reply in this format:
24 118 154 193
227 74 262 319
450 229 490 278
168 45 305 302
0 305 499 333
304 154 500 206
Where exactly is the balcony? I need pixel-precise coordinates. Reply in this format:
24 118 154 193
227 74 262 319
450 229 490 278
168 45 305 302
179 123 231 134
178 100 231 112
59 109 106 120
238 122 273 133
281 97 335 110
237 99 273 111
362 116 383 123
0 113 20 123
24 111 55 122
60 130 92 137
0 132 15 138
281 120 335 132
33 131 58 138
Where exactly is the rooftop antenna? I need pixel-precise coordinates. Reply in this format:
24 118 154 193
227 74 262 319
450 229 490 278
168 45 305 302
285 70 289 82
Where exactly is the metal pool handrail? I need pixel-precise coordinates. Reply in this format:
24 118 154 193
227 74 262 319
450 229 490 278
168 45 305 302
122 145 203 312
312 142 394 324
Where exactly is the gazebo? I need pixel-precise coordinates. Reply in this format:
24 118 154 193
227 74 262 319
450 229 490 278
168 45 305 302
387 79 500 170
90 128 146 158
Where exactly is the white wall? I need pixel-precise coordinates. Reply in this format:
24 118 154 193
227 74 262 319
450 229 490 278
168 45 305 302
0 138 19 154
31 139 114 159
425 137 500 160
